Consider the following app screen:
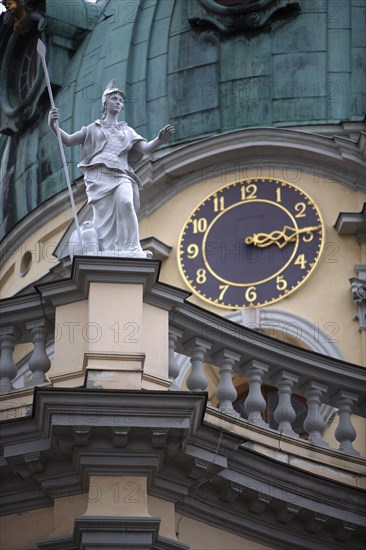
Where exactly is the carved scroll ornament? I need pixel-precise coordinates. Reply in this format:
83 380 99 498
189 0 301 34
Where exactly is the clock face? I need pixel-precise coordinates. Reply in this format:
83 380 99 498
178 178 324 309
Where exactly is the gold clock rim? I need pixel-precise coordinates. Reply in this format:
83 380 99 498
177 177 325 310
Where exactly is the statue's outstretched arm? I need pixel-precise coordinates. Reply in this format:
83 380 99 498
48 108 85 147
134 124 175 155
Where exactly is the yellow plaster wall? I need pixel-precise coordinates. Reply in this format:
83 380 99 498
0 494 88 550
0 199 84 299
0 490 273 550
142 302 169 380
149 494 273 548
88 282 143 355
53 299 88 375
84 475 150 517
324 413 366 456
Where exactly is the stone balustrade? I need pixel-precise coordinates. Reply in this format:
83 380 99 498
0 321 51 392
0 286 54 393
168 306 366 458
1 258 365 461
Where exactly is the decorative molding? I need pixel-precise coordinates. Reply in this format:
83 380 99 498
140 236 173 262
37 516 164 550
189 0 301 34
82 352 146 370
350 264 366 331
334 203 366 245
138 128 366 219
143 371 171 389
37 517 191 550
0 387 365 550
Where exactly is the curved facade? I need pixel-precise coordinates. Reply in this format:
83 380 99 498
0 2 366 549
0 0 365 235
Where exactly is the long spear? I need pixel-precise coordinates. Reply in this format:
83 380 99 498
37 39 83 251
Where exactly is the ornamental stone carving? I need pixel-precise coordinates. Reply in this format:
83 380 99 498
350 264 366 331
189 0 301 34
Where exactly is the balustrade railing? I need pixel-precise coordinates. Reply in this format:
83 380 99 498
0 284 55 394
0 320 51 393
1 271 365 459
168 306 366 458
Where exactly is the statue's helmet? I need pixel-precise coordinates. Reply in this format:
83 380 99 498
102 80 126 105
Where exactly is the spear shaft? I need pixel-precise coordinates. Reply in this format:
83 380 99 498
37 39 83 250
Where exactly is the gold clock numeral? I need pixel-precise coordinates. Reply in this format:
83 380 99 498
303 231 315 242
196 268 207 284
241 183 257 201
218 284 229 301
294 202 306 218
213 196 225 212
187 244 199 259
276 275 287 291
245 286 257 302
294 254 307 269
276 187 282 203
192 218 208 233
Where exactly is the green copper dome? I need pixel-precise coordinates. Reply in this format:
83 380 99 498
0 0 365 237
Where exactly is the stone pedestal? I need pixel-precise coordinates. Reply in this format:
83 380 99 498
50 258 179 392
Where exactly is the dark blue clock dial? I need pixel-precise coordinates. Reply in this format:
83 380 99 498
178 179 324 309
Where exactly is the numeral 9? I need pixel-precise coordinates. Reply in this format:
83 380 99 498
187 244 199 259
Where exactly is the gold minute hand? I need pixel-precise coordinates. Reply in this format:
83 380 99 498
245 225 322 249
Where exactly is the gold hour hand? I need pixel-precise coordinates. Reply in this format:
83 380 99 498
245 225 322 249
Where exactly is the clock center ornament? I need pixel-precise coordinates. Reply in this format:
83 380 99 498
178 179 324 309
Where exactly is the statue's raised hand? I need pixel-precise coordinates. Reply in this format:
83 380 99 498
158 125 175 143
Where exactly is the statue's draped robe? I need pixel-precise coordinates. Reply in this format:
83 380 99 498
78 120 146 253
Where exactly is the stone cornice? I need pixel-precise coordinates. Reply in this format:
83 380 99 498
0 388 365 549
0 257 189 315
334 203 366 245
139 127 366 218
204 407 365 479
37 516 190 550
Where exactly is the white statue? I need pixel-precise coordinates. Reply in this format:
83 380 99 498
48 80 174 258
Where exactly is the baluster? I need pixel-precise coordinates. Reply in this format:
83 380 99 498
26 321 51 385
168 327 183 390
334 391 360 456
0 327 18 393
272 371 299 437
212 349 241 417
243 360 269 427
302 381 329 447
184 337 211 392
